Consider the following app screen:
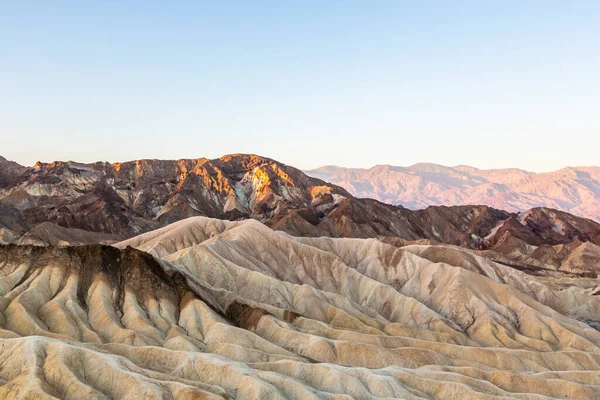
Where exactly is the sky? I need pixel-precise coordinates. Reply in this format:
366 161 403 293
1 1 599 171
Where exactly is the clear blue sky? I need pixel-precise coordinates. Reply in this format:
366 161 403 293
1 1 598 171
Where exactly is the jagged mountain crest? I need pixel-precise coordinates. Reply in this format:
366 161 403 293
0 153 350 238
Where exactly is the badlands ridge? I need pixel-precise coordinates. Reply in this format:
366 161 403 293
1 217 600 398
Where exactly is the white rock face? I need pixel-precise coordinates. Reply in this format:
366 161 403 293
1 216 600 399
306 164 600 221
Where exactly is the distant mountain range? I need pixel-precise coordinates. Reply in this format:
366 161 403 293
306 163 600 222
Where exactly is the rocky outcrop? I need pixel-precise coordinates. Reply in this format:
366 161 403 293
0 154 348 239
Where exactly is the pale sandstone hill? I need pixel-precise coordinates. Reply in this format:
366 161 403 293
307 163 600 222
1 217 600 398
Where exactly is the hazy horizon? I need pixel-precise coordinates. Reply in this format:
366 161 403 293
2 1 599 171
3 151 599 175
